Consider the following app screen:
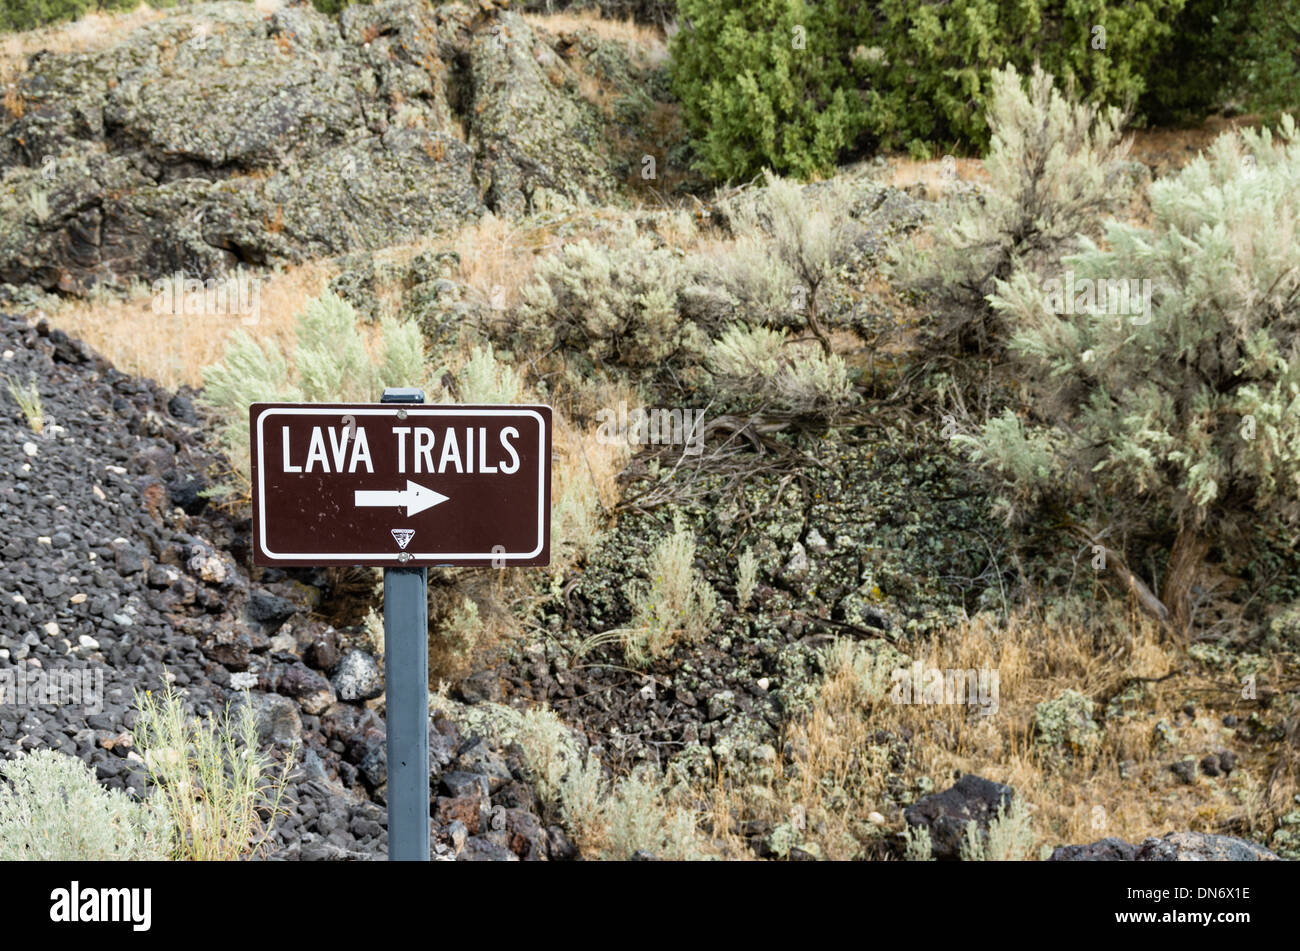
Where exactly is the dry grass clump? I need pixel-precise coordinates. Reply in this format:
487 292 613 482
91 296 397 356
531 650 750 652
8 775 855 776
4 373 44 432
44 261 333 390
133 684 295 861
522 11 667 66
702 606 1295 860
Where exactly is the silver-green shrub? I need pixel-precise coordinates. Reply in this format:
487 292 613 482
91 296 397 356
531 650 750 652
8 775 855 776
707 322 857 416
622 519 719 666
516 227 704 368
0 750 170 860
965 115 1300 631
711 170 862 354
898 63 1132 352
959 796 1035 861
201 292 428 495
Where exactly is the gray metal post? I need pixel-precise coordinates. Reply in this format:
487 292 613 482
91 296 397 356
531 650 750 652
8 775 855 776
381 387 429 861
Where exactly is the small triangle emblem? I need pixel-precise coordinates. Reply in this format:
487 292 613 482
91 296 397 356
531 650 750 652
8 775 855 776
391 529 415 550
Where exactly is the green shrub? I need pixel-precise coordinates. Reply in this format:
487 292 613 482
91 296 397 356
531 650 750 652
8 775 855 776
1141 0 1300 126
670 0 870 181
515 227 704 370
897 64 1132 352
670 1 1186 178
1138 0 1246 124
1236 2 1300 125
0 750 170 860
672 0 1300 172
1 0 96 33
861 0 1183 154
965 115 1300 633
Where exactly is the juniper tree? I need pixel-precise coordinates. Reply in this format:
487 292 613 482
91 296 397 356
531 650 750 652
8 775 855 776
961 116 1300 635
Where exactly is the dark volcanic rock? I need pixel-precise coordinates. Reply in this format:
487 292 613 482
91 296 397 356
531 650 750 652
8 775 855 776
903 774 1016 860
1048 837 1139 861
246 589 297 629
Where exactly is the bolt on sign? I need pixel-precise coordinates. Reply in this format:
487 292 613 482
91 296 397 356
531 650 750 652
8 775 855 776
249 403 552 567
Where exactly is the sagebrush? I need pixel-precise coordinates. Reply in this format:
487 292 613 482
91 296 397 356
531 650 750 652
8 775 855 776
0 749 170 860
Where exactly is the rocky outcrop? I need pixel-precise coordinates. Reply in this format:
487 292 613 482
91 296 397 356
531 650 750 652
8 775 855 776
1050 831 1279 861
519 0 676 27
467 10 615 217
0 0 629 293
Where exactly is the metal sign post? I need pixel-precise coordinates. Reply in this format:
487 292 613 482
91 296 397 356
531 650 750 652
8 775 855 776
247 392 552 860
379 387 429 861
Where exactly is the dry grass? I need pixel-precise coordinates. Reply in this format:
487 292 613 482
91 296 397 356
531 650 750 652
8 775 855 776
523 11 667 65
883 155 992 201
44 261 334 390
446 214 552 318
704 606 1296 860
1127 115 1264 178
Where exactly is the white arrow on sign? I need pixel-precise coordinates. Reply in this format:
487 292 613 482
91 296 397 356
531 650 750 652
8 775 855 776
354 481 449 517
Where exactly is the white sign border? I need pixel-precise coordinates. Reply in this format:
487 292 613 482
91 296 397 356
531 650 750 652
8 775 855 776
254 406 547 563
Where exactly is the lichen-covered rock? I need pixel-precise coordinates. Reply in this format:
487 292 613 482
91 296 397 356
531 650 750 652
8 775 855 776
236 690 303 748
1271 810 1300 860
1265 602 1300 651
331 650 384 702
1051 831 1278 861
0 0 642 293
1033 689 1101 753
1055 831 1279 862
1134 832 1278 861
710 712 777 783
467 10 615 217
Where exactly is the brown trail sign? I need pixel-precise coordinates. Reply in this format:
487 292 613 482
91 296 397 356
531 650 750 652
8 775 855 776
249 403 552 567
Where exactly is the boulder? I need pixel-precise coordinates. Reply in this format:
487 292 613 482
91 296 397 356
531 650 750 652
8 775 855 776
1050 831 1278 861
331 650 383 701
903 774 1015 860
